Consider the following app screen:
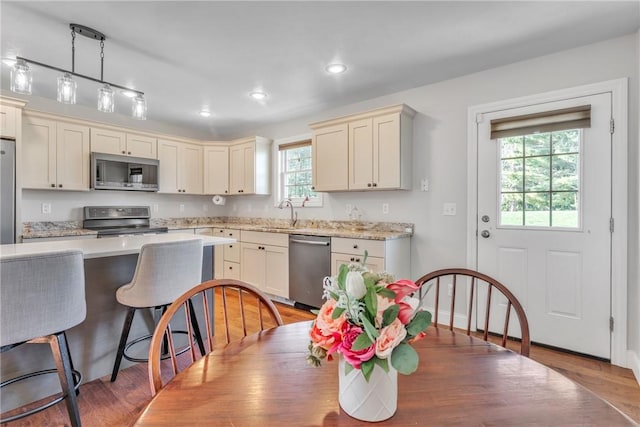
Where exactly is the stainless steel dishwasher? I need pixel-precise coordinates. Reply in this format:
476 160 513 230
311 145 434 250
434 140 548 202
289 234 331 309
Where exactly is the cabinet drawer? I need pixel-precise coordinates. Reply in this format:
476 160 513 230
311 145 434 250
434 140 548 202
223 261 241 280
331 254 384 276
331 237 384 258
224 240 240 263
194 228 213 236
240 230 288 247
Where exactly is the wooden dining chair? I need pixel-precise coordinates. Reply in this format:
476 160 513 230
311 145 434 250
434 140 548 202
415 268 530 356
147 279 284 395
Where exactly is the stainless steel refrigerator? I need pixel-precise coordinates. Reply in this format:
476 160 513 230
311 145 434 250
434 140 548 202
1 138 16 244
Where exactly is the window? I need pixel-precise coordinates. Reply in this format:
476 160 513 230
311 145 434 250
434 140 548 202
278 140 321 207
498 129 581 228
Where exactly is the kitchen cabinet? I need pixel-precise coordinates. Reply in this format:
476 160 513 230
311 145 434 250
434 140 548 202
22 116 90 191
90 128 157 159
0 104 17 138
157 139 203 194
203 145 229 195
212 228 240 279
240 231 288 298
310 104 415 192
330 237 411 280
228 136 271 195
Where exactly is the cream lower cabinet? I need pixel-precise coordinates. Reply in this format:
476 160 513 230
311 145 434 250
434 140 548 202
22 116 90 190
240 231 288 298
157 139 203 194
212 228 240 279
330 237 411 280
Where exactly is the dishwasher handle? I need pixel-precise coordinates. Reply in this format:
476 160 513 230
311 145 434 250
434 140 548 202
290 238 330 246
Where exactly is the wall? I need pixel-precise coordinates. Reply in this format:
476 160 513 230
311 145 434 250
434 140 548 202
17 33 639 369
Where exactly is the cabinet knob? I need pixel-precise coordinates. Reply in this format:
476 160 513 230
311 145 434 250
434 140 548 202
225 190 228 193
128 151 131 155
229 245 233 248
355 258 361 263
311 186 315 190
229 266 233 270
122 150 126 154
51 184 55 188
58 184 63 188
353 244 358 249
367 183 372 187
372 183 377 187
350 257 355 262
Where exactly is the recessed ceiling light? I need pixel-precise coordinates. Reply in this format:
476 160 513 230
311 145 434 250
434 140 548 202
249 91 267 100
199 110 212 118
121 90 138 98
325 63 347 74
2 58 17 67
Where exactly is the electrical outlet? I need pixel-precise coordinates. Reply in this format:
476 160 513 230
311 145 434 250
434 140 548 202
346 204 352 214
153 204 159 213
443 202 457 216
382 203 389 214
421 179 429 192
41 203 51 214
179 204 185 212
447 284 453 297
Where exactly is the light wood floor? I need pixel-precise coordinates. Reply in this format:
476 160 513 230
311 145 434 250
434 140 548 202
2 301 638 426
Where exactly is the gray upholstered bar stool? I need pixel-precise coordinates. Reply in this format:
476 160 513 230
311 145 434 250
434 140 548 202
1 250 86 427
110 239 205 382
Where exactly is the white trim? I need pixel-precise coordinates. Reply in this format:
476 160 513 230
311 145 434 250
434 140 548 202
628 350 640 386
272 133 323 207
424 305 469 331
467 78 629 368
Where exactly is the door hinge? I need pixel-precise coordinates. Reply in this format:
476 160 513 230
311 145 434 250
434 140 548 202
610 316 614 332
609 217 614 233
610 118 615 134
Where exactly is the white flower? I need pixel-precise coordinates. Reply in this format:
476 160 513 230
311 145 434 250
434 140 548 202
345 271 367 299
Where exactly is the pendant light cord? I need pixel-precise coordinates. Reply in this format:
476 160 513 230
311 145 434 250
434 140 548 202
100 40 104 82
71 29 76 73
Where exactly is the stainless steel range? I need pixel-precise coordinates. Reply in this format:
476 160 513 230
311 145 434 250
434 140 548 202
83 206 168 238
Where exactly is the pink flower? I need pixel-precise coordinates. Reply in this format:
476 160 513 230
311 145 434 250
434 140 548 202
339 324 375 369
387 279 419 301
397 296 420 325
375 318 407 359
316 299 347 335
309 321 336 351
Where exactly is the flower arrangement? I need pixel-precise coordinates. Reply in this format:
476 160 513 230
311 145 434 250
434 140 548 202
307 253 432 381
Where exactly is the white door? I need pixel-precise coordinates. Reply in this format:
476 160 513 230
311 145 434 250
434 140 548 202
476 93 612 359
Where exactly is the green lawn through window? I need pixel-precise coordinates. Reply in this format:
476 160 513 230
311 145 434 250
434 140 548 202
500 210 578 227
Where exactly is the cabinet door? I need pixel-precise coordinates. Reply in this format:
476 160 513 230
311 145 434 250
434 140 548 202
212 228 225 279
56 123 90 190
22 116 56 189
348 118 374 190
126 134 157 159
203 146 229 195
263 245 288 298
0 105 17 138
180 143 203 194
373 113 401 189
240 243 266 290
312 123 348 191
90 128 126 155
229 142 254 194
223 261 241 280
157 139 180 193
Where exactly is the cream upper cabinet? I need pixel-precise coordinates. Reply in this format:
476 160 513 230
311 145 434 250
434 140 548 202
157 139 203 194
310 104 415 192
0 105 17 138
91 128 157 159
311 123 348 192
23 116 90 191
203 145 229 195
228 136 271 195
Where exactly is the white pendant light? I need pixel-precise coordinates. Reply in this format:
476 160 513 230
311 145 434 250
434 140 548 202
132 95 147 120
57 73 77 104
10 59 32 94
97 84 115 113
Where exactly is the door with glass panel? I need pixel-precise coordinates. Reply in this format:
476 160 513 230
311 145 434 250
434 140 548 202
476 93 612 359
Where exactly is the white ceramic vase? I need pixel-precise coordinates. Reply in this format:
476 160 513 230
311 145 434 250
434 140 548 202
338 355 398 422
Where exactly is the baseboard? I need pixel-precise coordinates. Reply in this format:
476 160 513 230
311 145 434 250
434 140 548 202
627 350 640 386
424 305 468 330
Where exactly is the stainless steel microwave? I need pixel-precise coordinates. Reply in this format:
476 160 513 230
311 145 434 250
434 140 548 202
91 152 159 191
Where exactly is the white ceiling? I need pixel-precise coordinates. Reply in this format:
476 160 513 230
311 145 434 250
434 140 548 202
1 1 638 140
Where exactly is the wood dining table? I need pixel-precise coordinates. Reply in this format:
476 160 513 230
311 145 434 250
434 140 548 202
134 321 635 426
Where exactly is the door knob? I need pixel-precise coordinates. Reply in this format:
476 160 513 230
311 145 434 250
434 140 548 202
481 215 490 223
481 230 491 238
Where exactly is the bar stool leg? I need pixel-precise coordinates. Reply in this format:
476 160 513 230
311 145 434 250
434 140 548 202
188 299 206 356
111 307 136 382
51 332 82 427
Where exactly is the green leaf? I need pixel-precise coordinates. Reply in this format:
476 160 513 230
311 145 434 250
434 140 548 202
374 356 390 373
361 315 380 341
364 284 377 318
338 264 348 290
332 306 345 320
406 310 432 336
328 290 340 301
310 308 320 315
361 358 375 382
362 250 369 266
382 304 400 327
391 343 419 375
344 361 354 376
351 331 373 351
377 287 396 300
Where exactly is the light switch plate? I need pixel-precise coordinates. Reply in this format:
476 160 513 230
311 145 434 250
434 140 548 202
421 179 429 192
443 202 457 216
41 203 51 214
382 203 389 214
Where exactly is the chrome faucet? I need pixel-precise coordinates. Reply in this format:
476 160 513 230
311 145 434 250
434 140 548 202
277 198 298 227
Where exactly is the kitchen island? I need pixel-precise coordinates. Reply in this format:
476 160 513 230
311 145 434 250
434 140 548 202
0 233 235 412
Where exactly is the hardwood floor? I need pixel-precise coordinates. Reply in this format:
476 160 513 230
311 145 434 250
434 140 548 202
2 301 638 426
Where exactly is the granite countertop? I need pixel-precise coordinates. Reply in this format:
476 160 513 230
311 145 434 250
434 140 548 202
22 217 414 241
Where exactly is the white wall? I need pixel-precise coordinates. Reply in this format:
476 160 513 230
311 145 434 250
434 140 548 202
18 33 639 367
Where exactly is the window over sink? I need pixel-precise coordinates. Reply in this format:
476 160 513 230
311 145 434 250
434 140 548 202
277 138 322 207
